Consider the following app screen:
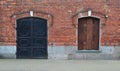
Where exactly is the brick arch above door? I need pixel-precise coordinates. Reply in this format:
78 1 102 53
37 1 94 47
11 10 54 28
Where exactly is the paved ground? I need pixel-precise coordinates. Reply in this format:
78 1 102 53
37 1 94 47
0 59 120 71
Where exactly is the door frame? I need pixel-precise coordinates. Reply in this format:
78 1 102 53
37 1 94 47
77 16 101 50
15 17 49 58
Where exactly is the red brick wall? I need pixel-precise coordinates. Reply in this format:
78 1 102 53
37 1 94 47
0 0 120 46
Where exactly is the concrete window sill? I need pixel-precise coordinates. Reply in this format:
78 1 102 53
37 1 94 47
76 50 101 53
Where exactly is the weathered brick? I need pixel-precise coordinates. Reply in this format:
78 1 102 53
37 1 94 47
0 0 120 46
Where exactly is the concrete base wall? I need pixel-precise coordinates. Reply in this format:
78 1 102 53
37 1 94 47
48 46 77 59
0 46 120 60
48 46 118 60
0 46 16 59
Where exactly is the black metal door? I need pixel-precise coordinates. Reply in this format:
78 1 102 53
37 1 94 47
16 17 48 59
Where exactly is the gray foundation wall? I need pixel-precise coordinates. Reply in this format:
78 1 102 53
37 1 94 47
0 46 120 59
0 46 16 58
48 46 120 60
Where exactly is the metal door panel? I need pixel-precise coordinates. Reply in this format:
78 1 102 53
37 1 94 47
32 19 47 37
17 48 31 58
17 20 31 37
17 38 31 47
32 38 47 47
17 17 48 59
32 48 47 58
